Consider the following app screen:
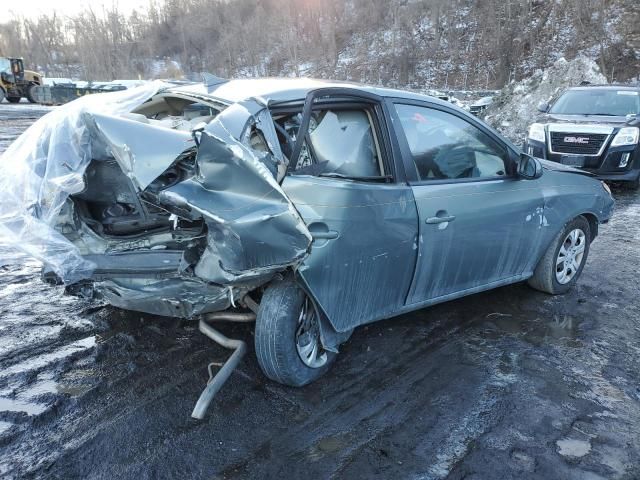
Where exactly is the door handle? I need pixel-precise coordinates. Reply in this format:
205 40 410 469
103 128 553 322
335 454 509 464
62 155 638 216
311 231 339 240
426 215 456 224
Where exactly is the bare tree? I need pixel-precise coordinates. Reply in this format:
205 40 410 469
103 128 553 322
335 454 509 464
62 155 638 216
0 0 636 88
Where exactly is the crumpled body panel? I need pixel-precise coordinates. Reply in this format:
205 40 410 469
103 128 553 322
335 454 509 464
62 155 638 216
0 82 311 318
94 277 233 318
161 128 311 284
86 112 195 191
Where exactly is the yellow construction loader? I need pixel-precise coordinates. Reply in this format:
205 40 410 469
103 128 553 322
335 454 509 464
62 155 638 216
0 57 42 103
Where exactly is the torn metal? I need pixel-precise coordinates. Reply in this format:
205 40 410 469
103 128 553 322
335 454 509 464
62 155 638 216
0 82 311 318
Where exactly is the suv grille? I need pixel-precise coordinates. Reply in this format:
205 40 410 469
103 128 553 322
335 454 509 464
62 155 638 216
550 132 608 155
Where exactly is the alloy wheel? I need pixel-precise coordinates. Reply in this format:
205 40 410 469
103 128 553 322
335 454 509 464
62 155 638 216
295 297 328 369
555 228 586 284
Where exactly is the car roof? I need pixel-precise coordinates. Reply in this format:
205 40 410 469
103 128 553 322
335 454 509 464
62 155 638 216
168 77 519 153
170 77 454 108
567 84 640 91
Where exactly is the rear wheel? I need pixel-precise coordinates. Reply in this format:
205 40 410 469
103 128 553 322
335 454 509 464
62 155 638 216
527 216 591 294
0 88 5 103
6 96 21 104
254 276 336 386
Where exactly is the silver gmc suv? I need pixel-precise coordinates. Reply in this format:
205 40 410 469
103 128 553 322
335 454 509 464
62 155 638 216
524 85 640 189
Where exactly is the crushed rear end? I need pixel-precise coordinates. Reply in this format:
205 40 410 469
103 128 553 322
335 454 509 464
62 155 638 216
0 82 312 318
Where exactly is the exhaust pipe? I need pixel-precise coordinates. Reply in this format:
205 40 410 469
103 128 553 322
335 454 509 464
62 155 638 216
191 313 255 419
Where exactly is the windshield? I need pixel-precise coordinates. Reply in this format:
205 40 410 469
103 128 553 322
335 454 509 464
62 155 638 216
0 58 10 73
550 89 640 116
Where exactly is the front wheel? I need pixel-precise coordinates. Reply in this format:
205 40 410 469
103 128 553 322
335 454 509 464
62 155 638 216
527 216 591 294
254 276 336 386
26 84 38 104
623 177 640 191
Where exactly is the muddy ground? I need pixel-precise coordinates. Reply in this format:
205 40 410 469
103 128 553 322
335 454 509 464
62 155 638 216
0 102 639 480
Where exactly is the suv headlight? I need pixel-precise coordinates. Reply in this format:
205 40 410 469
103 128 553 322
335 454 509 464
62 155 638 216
528 123 546 143
611 127 639 147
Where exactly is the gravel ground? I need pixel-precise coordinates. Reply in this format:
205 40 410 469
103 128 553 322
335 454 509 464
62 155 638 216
0 102 639 480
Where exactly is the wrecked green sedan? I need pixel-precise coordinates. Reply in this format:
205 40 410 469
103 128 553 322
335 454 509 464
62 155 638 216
0 78 614 417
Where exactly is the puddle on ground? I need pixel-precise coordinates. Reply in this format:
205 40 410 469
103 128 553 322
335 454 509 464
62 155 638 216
556 437 591 458
56 383 94 396
21 378 93 398
483 314 583 348
307 432 352 462
2 365 96 404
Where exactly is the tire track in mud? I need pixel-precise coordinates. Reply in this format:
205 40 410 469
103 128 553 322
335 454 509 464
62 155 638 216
213 295 548 479
41 308 474 479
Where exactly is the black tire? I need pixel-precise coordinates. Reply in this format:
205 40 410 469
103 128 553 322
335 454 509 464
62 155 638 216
0 88 5 103
527 216 591 294
254 276 336 387
6 96 21 104
26 84 38 104
623 177 640 191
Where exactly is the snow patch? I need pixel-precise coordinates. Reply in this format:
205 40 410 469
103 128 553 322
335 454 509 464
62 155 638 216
483 56 607 144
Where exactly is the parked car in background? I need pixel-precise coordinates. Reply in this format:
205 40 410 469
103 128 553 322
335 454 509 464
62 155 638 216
524 85 640 189
469 95 494 116
1 78 615 390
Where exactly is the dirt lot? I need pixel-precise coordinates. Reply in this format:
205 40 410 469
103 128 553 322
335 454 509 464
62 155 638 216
0 102 639 480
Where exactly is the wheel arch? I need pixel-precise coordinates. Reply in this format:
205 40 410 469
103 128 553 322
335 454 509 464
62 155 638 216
580 212 599 242
289 269 353 353
529 210 598 279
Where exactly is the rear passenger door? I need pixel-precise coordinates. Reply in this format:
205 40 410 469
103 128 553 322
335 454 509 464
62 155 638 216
389 101 544 305
279 90 419 333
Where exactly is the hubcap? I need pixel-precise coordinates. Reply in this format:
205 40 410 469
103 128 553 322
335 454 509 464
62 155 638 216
295 297 328 369
555 228 586 284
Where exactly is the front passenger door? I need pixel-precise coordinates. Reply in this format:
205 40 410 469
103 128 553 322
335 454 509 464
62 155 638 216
391 102 544 305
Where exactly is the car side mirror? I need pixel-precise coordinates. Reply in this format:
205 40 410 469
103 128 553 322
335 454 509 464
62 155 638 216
537 101 550 113
518 153 543 180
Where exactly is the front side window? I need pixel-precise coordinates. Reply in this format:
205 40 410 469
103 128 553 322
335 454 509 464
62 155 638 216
394 104 509 181
277 107 384 178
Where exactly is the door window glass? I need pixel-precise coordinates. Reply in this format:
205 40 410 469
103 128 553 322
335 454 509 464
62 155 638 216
394 104 508 181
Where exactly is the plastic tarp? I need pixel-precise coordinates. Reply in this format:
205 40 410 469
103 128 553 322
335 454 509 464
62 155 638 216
0 82 164 283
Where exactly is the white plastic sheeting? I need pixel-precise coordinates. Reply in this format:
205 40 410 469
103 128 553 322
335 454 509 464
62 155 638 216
0 82 164 283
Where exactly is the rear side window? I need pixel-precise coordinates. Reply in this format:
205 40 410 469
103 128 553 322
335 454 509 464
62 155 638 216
394 104 509 181
277 108 385 178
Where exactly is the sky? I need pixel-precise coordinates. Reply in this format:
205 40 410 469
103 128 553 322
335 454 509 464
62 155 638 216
3 0 155 21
